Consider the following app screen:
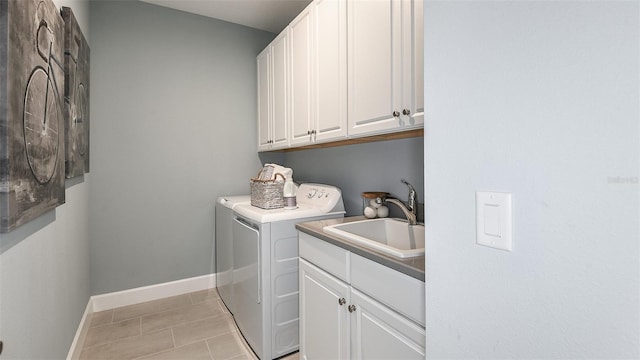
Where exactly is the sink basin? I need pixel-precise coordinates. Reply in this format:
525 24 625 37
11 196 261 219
323 218 425 258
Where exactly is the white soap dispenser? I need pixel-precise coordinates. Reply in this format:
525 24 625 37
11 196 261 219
283 176 298 209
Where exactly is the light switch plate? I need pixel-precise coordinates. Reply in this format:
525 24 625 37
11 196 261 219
476 192 512 251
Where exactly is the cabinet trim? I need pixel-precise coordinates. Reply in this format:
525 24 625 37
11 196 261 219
277 128 423 152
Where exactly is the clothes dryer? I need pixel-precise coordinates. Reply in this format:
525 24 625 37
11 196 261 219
231 183 344 359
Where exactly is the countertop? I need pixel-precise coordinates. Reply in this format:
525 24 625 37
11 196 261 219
296 216 425 282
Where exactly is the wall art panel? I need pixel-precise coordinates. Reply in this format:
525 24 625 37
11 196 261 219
61 6 89 179
0 0 66 232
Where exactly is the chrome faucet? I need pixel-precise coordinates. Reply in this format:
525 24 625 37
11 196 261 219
375 179 418 225
401 178 417 217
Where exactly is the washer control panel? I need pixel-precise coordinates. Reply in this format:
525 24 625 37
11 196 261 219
297 183 344 213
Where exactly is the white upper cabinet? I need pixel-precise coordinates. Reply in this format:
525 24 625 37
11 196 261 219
289 7 314 146
258 0 422 151
257 31 289 151
405 0 424 128
312 0 348 143
257 46 271 151
271 31 290 149
290 0 348 147
348 0 424 137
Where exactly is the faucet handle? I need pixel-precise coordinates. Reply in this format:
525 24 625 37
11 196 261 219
400 179 417 213
401 179 416 193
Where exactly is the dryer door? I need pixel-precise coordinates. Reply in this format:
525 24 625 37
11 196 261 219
215 203 234 313
232 216 264 356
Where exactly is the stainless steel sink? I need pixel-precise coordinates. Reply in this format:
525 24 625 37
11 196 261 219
323 218 425 258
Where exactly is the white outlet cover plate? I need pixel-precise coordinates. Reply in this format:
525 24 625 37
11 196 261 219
476 191 512 251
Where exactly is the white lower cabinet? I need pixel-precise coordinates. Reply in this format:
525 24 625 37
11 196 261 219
299 258 350 360
350 288 425 359
299 232 425 359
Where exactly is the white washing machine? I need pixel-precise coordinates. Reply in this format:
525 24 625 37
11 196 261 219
230 183 344 360
215 195 251 315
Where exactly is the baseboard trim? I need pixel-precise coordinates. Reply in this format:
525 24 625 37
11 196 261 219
66 274 217 359
66 298 94 360
92 274 216 312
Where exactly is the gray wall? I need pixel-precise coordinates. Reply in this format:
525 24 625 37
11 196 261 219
424 1 639 358
89 1 274 295
269 137 424 219
0 1 91 358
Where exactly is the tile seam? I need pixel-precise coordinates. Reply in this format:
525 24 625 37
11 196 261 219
141 308 229 334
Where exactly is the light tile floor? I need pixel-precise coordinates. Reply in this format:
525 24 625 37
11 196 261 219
79 288 299 360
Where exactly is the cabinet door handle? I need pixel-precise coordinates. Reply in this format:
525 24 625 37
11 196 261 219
392 111 400 117
307 130 311 135
338 298 346 306
348 304 356 313
403 109 411 116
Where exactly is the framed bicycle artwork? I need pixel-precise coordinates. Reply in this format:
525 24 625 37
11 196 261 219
0 0 66 232
62 7 89 179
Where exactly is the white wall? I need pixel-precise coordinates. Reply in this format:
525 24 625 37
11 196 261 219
0 1 91 358
89 1 274 295
424 1 639 358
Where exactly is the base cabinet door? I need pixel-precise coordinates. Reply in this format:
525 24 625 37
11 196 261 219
350 288 426 359
299 258 426 360
299 259 350 360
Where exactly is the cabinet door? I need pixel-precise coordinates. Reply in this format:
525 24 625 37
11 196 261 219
257 46 271 151
289 7 314 146
299 259 350 360
313 0 347 142
271 31 289 149
401 0 424 127
347 0 402 136
350 288 425 360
